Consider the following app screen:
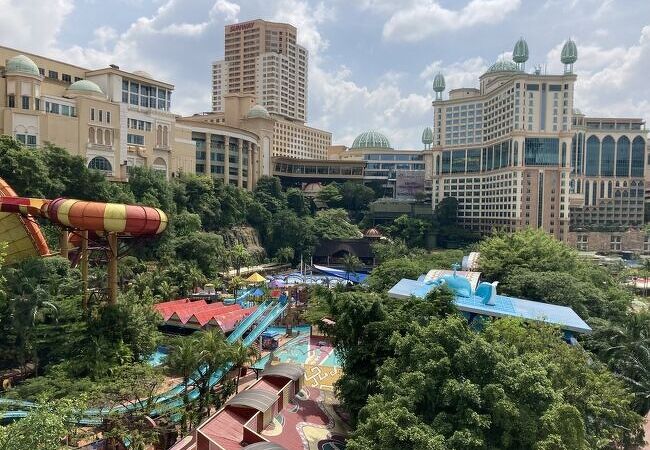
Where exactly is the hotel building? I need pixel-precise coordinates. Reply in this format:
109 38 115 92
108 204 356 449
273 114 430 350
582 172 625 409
0 46 196 181
212 19 307 123
430 38 649 250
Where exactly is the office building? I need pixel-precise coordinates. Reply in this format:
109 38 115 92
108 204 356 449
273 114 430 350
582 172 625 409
212 19 307 122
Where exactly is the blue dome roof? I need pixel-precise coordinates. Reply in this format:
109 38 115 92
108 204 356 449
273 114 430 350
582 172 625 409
351 130 392 149
5 55 40 77
513 37 529 63
421 127 433 145
561 39 578 64
67 79 103 95
432 72 445 92
486 59 521 74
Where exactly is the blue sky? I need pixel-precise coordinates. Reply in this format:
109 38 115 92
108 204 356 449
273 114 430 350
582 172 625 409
1 0 649 148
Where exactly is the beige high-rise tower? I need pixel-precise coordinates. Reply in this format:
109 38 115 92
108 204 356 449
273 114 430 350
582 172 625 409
212 19 308 123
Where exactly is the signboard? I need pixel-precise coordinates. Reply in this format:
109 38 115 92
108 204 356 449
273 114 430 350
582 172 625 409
229 22 255 33
395 171 425 198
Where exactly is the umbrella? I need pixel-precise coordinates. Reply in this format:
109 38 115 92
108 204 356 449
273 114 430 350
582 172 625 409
251 287 265 297
269 279 285 288
246 272 266 283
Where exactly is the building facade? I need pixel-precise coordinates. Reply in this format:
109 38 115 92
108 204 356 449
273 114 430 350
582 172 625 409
0 46 196 181
212 19 307 122
430 38 648 248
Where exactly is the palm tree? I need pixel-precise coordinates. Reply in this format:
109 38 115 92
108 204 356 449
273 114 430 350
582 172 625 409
342 254 362 283
643 259 650 297
167 337 200 433
228 276 245 297
196 329 232 419
229 244 251 276
230 340 260 393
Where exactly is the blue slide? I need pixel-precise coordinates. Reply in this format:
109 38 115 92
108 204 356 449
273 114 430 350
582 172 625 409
1 297 289 424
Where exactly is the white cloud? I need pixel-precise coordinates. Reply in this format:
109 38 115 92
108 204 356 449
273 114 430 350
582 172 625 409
546 26 650 121
210 0 240 22
382 0 521 42
92 26 118 49
0 0 74 53
420 57 487 91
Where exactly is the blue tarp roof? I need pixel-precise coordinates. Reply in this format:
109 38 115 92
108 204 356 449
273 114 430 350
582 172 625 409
388 277 592 334
313 264 368 284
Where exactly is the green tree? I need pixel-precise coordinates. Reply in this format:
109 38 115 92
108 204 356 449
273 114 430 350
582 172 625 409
275 246 295 264
0 397 85 450
341 181 375 218
286 187 309 216
229 243 252 276
478 229 577 281
172 231 226 278
342 254 363 283
254 176 285 200
311 209 362 240
387 214 431 248
167 337 201 433
230 340 260 393
317 183 343 207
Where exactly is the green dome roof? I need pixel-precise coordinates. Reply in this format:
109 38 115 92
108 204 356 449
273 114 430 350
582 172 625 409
513 37 529 63
351 130 391 149
6 55 40 77
421 127 433 145
432 72 445 92
247 104 271 119
486 59 521 74
67 79 104 95
561 39 578 64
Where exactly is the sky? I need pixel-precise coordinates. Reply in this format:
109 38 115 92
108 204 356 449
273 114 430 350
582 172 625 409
1 0 649 149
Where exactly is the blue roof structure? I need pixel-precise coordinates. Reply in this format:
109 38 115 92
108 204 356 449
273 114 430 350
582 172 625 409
388 275 591 334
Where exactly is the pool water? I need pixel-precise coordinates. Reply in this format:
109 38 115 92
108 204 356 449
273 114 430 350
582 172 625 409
147 346 169 367
253 326 340 369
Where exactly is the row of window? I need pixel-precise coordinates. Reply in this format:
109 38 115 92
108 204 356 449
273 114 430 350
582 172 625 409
121 80 171 111
90 108 111 124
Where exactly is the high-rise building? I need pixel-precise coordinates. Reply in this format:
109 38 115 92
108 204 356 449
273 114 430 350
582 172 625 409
212 19 308 122
431 38 649 249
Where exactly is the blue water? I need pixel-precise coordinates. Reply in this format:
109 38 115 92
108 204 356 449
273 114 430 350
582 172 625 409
146 346 169 367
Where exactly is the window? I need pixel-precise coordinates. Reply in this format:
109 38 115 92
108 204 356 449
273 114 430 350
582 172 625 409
88 156 112 174
7 95 15 108
600 136 615 176
26 135 36 147
631 136 645 177
88 127 95 144
104 130 111 146
610 235 621 251
585 136 600 176
106 111 111 124
524 138 559 166
15 134 26 144
21 95 29 110
48 70 58 79
99 110 103 122
127 133 145 145
34 98 40 110
91 108 95 121
62 73 71 83
616 136 630 177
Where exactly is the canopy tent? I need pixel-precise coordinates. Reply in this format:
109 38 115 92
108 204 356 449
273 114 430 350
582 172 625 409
313 264 368 284
246 272 267 283
268 279 285 288
250 287 265 297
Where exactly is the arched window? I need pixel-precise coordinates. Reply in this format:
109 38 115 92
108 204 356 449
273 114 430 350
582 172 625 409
162 126 168 147
152 157 167 176
436 154 440 175
88 156 112 174
88 127 95 144
608 181 612 198
591 180 597 205
584 181 590 205
632 136 645 177
585 136 599 176
97 128 104 145
156 125 163 146
600 181 605 198
576 179 581 194
600 135 614 176
105 129 111 146
513 141 519 166
561 142 567 167
616 136 630 177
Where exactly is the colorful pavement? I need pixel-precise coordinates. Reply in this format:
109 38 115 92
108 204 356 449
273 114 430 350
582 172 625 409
261 386 348 450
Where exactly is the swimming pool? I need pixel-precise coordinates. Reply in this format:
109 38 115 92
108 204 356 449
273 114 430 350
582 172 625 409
146 346 169 367
253 326 340 369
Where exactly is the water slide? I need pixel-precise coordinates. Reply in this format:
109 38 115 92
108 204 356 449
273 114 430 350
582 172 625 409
1 298 288 424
